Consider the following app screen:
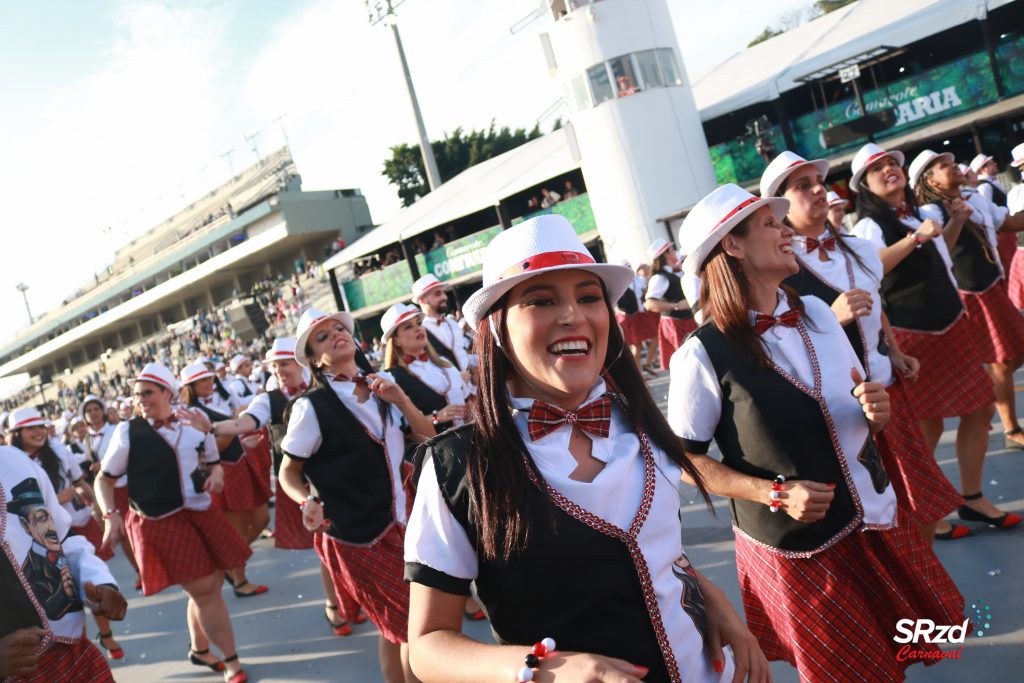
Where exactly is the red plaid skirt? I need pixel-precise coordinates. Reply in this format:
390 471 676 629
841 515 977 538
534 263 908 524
216 450 273 512
892 316 994 418
616 311 656 346
73 517 114 561
735 507 965 682
127 506 252 596
877 378 962 525
273 484 313 551
658 316 698 371
7 638 113 683
997 231 1017 281
250 429 273 483
1008 248 1024 308
315 524 409 643
113 486 129 517
961 285 1024 363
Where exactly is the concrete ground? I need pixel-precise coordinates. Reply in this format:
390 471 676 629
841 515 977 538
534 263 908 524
99 373 1022 682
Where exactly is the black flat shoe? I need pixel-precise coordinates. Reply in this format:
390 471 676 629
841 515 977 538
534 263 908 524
933 523 971 540
188 646 225 672
957 492 1023 529
1004 427 1024 450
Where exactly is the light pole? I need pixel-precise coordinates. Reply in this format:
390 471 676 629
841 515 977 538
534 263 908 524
15 282 32 324
366 0 442 192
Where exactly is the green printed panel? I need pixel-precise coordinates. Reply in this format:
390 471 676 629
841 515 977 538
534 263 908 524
707 131 785 186
513 193 597 237
342 260 414 309
995 35 1024 96
414 225 503 282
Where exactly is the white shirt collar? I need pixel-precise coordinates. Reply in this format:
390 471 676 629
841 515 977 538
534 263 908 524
508 379 608 414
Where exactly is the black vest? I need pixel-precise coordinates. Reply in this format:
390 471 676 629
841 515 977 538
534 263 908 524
425 328 464 370
617 287 640 314
266 389 290 474
236 379 252 397
929 202 1001 292
424 427 678 683
693 324 861 553
125 418 185 518
0 552 44 639
871 212 964 331
657 270 694 321
196 404 245 463
300 388 396 544
391 365 450 424
784 261 869 368
979 179 1008 207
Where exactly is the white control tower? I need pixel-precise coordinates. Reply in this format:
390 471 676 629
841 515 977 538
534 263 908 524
544 0 716 266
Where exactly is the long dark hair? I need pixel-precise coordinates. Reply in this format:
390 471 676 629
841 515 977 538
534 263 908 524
306 343 391 426
777 177 867 273
468 283 712 561
12 430 67 494
854 179 918 246
915 175 995 263
699 216 807 368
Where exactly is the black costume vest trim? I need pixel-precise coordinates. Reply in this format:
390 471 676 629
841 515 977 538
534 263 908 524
784 260 870 369
979 179 1008 207
869 212 964 331
236 380 252 397
196 404 244 463
413 425 680 683
126 418 185 518
692 324 863 554
928 202 1001 292
299 388 396 544
390 365 452 433
655 271 693 321
0 491 45 639
266 389 290 475
425 328 463 370
617 287 640 314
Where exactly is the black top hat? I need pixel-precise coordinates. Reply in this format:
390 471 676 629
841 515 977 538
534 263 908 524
9 478 45 517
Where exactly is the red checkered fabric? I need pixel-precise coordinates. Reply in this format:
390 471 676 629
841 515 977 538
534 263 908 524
7 638 113 683
616 311 653 347
272 483 313 551
636 311 661 341
315 525 409 644
753 309 801 335
73 517 114 561
251 428 273 483
997 232 1017 282
735 506 965 682
216 448 273 512
527 395 612 441
876 378 962 525
1007 248 1024 308
658 317 698 370
892 317 995 418
126 507 251 596
961 286 1024 363
113 486 130 516
804 235 837 261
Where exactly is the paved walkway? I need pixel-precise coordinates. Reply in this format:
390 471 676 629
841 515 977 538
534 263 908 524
100 373 1022 682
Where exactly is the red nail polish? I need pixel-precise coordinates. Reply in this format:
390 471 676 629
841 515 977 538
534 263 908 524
713 660 724 673
635 665 649 676
828 482 836 488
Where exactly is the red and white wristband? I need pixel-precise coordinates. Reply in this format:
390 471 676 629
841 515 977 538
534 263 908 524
516 638 556 682
768 475 786 513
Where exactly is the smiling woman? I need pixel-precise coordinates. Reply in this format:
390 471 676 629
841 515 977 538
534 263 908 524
404 215 767 683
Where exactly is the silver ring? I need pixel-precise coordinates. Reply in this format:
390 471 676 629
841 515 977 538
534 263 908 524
870 402 878 411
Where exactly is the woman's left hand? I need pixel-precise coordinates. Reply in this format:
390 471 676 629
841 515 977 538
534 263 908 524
888 350 920 383
203 465 225 495
851 369 890 431
366 374 409 406
702 577 772 682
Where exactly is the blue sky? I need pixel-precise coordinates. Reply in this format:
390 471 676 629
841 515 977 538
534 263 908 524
0 0 808 388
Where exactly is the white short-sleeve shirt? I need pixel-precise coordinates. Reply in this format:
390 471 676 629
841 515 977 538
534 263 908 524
404 359 470 412
422 315 471 371
406 380 734 683
667 294 896 526
851 213 959 289
919 191 1005 279
645 267 675 301
281 373 408 525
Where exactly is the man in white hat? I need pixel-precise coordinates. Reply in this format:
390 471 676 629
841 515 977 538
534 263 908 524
971 152 1008 208
412 274 474 387
227 354 260 405
1006 143 1024 217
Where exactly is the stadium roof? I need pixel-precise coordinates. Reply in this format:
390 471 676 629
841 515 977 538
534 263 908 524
323 126 580 269
691 0 1014 121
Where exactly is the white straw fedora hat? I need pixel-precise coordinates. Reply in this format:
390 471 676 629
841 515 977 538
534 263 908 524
759 151 830 199
461 214 633 329
381 303 424 342
647 238 672 261
411 274 446 303
826 191 849 208
134 362 178 393
679 184 789 277
1010 143 1024 168
8 407 46 431
264 337 297 362
180 361 215 386
229 354 249 373
849 143 906 192
907 149 955 190
293 308 355 368
969 153 993 174
79 394 105 418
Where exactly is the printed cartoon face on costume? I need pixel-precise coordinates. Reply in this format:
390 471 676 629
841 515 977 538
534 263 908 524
21 505 61 553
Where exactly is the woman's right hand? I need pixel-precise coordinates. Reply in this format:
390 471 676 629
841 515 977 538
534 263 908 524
101 513 124 554
942 198 974 225
535 652 649 682
914 218 942 242
301 499 331 534
829 288 872 325
775 480 834 522
437 404 467 422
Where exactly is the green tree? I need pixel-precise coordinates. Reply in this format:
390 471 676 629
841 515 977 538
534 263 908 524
383 121 543 207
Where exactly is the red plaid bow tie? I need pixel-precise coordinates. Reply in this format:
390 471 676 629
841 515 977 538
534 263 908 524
333 373 367 386
804 235 836 262
895 204 913 219
151 416 177 430
753 309 802 335
527 395 612 441
284 382 308 398
404 353 429 364
47 551 58 564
